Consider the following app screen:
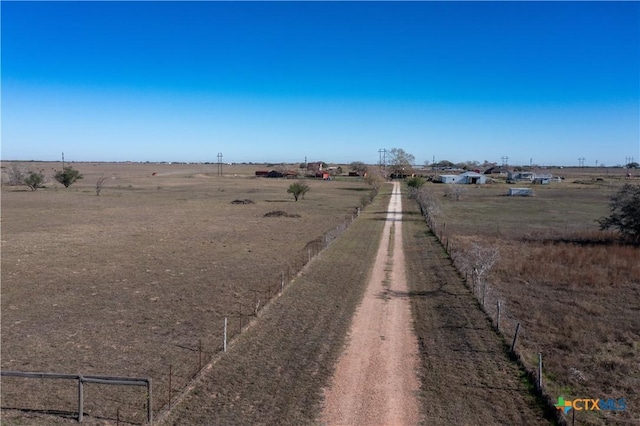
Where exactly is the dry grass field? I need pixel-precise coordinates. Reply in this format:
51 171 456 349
1 161 374 424
419 168 639 425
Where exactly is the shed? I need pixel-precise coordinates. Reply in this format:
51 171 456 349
508 188 534 196
457 171 486 184
438 174 460 184
507 171 534 183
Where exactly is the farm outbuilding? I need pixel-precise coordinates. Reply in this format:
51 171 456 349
438 174 460 184
507 171 534 183
508 188 534 196
437 172 486 184
457 171 486 184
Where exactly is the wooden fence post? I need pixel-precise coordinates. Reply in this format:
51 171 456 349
538 353 543 389
281 271 284 293
223 317 228 352
482 282 486 307
511 323 521 353
168 365 172 406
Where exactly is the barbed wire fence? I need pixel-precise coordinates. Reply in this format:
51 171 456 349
414 186 564 425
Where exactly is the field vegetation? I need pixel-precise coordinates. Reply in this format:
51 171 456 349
416 169 639 425
1 161 376 424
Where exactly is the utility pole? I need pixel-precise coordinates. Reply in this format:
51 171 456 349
62 152 65 170
217 152 223 176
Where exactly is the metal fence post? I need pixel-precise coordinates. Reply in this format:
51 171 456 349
147 378 153 424
78 375 84 422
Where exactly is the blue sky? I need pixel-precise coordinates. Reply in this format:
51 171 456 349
2 1 639 166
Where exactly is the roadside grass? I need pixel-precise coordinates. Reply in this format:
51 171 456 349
0 162 375 424
421 177 639 425
401 192 554 425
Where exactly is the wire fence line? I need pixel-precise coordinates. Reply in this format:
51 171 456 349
418 198 565 425
1 201 371 424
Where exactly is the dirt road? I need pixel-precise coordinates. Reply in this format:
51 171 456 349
322 181 421 426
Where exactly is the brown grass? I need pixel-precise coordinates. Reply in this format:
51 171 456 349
1 162 374 424
422 173 639 425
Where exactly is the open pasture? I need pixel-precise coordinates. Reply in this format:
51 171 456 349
1 162 371 423
426 174 639 425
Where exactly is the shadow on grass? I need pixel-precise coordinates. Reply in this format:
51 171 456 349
0 407 140 424
336 187 371 192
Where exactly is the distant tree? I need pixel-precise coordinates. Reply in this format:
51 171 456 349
436 160 454 169
96 176 107 196
54 166 83 188
287 182 310 201
388 148 415 176
414 186 441 221
447 184 467 201
481 160 498 169
364 168 385 191
350 161 368 175
598 184 640 242
459 243 500 303
457 160 480 171
406 176 426 189
5 165 27 186
24 170 47 191
626 162 639 169
328 166 343 176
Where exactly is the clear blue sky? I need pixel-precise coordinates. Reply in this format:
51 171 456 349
2 1 639 166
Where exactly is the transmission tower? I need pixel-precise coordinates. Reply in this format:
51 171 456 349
378 149 387 170
578 157 585 168
217 152 223 176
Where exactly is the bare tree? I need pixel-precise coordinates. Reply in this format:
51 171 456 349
414 186 441 221
5 165 27 186
459 243 500 304
447 183 467 201
96 176 107 196
364 168 385 192
350 161 368 175
388 148 415 177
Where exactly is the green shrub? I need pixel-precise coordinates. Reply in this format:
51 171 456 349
54 166 83 188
